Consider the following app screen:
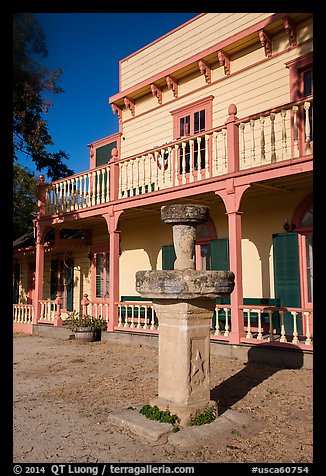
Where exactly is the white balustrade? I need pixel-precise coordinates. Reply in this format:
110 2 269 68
13 304 34 324
39 300 56 322
117 302 158 331
43 100 312 215
45 166 110 215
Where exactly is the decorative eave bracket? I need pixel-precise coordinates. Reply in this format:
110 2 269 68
124 96 135 116
166 76 178 98
151 83 163 104
111 103 122 120
259 29 272 58
198 59 211 84
283 16 297 47
217 50 230 76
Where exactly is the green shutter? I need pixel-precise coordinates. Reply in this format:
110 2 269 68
210 238 229 271
273 233 301 334
95 142 117 167
162 244 176 270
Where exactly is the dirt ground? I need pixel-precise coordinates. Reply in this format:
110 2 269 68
13 332 313 464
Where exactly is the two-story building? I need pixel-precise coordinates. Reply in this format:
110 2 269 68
13 13 313 362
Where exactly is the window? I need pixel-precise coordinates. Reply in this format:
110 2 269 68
171 96 213 175
50 258 74 311
95 253 110 298
286 53 313 143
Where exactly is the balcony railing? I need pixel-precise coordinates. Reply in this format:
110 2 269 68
41 98 313 217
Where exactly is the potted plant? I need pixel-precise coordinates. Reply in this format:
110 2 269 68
64 311 107 342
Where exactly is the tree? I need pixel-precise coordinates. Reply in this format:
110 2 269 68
13 13 74 238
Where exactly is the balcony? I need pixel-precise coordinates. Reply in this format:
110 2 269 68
42 98 312 217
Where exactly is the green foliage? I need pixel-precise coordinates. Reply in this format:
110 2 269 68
64 311 108 332
13 13 74 180
139 405 180 427
13 163 39 240
189 407 217 426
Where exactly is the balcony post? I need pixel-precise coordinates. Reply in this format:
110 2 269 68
33 175 46 325
33 223 45 325
225 104 240 173
109 147 120 201
215 181 250 344
103 208 123 332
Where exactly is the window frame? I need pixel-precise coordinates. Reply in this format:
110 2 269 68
90 243 110 302
170 95 214 140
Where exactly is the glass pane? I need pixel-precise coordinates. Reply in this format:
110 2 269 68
200 109 205 131
96 254 104 298
303 70 313 97
306 233 313 303
301 206 313 229
194 111 199 134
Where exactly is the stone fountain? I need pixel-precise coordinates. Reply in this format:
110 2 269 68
136 204 235 426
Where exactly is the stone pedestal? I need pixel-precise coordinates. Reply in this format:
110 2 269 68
135 203 235 427
149 298 217 425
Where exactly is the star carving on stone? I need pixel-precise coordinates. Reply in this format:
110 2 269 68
191 349 206 386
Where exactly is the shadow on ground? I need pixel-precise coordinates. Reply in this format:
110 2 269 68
211 342 304 415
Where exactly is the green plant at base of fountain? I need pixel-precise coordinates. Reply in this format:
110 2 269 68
139 404 180 430
189 407 217 426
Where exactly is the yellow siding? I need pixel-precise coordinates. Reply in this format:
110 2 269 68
120 21 312 161
120 13 274 90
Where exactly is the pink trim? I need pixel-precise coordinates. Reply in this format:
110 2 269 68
110 13 290 104
283 16 297 47
14 323 34 334
151 83 163 104
124 96 135 116
166 76 178 98
120 41 312 127
198 59 211 84
217 50 230 76
259 29 272 57
88 132 121 169
170 95 213 139
292 193 313 229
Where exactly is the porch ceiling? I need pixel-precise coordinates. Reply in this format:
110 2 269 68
244 171 313 201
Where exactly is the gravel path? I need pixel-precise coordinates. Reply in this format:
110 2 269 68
13 333 313 464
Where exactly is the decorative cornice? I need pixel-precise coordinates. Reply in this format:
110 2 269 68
150 83 163 104
259 29 272 57
198 59 211 83
283 16 297 47
111 103 122 119
124 96 135 116
217 50 230 76
166 76 178 98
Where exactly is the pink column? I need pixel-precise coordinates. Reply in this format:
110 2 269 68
216 180 250 344
33 225 44 324
103 207 123 332
33 175 46 325
225 104 240 174
108 229 120 332
227 210 245 344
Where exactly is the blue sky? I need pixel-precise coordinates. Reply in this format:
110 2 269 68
22 13 199 177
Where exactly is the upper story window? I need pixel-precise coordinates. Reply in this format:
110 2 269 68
285 52 313 101
170 96 213 174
